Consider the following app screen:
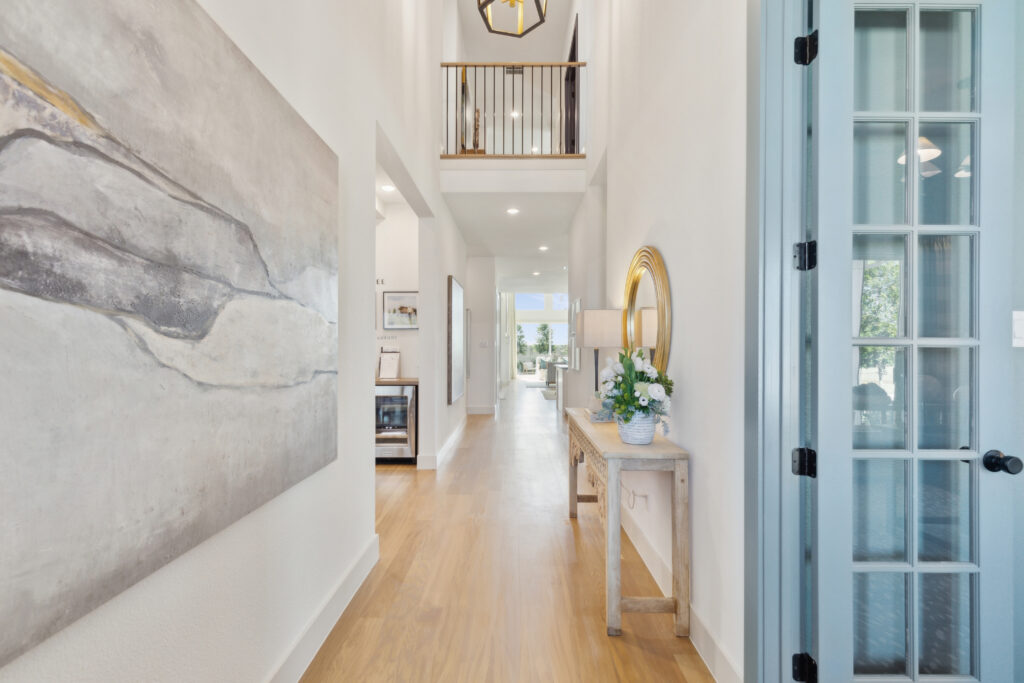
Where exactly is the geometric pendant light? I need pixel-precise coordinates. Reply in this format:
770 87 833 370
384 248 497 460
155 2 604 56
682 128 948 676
478 0 547 38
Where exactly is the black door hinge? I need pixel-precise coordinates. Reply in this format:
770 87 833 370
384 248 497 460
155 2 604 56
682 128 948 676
794 30 819 65
792 448 817 478
792 652 818 682
793 241 817 271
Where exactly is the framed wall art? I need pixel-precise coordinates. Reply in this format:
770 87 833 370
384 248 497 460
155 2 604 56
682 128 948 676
447 276 465 404
383 291 419 330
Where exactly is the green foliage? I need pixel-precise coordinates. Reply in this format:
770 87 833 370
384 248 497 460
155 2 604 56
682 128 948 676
597 348 674 424
858 260 901 374
516 324 527 356
534 323 552 355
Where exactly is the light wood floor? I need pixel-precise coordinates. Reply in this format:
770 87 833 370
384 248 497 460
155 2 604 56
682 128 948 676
302 381 714 682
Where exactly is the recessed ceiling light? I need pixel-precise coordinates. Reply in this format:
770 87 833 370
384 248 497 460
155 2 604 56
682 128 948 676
532 271 541 276
510 110 520 118
563 266 568 271
381 184 396 192
531 146 539 153
506 207 520 215
538 245 549 252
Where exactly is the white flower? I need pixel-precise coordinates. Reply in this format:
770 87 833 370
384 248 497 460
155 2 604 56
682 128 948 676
639 396 649 407
614 361 625 375
631 351 644 366
645 364 658 379
599 367 615 382
648 383 667 402
615 375 622 382
634 390 641 397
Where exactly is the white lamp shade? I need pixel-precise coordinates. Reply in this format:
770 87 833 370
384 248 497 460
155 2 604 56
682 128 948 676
581 309 623 349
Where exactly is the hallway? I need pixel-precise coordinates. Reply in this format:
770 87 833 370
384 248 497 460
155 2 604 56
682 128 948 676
303 382 713 682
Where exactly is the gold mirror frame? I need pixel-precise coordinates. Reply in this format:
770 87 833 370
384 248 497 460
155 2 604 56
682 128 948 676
621 246 671 372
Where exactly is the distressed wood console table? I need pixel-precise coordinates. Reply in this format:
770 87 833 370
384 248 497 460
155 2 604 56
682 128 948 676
566 407 690 637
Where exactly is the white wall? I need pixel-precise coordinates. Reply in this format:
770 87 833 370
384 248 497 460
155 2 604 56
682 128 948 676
566 181 608 411
572 2 750 681
417 213 469 470
466 256 498 413
0 1 468 680
376 203 420 379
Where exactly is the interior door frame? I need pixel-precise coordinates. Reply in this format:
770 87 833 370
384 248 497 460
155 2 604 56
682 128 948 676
744 0 810 680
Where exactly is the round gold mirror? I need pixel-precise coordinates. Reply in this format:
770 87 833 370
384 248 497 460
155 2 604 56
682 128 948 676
621 246 671 372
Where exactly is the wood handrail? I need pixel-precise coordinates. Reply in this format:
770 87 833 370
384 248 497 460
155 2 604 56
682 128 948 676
440 61 586 68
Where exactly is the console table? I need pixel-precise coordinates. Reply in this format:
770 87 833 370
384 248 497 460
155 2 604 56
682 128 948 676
566 407 690 637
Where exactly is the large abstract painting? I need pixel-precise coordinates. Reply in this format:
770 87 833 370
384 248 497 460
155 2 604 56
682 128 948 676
0 1 338 666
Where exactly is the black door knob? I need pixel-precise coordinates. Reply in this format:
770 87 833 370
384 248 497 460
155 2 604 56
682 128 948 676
983 450 1023 475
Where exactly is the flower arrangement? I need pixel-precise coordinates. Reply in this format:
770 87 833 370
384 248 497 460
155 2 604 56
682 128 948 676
596 348 674 434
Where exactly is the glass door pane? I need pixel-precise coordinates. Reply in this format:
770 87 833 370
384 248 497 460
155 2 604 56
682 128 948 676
854 123 909 224
919 10 977 113
855 10 909 111
844 5 983 680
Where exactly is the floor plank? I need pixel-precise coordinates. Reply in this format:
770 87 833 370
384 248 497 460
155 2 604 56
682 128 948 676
302 381 714 682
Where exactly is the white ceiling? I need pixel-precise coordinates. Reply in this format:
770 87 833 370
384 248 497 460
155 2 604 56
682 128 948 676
444 191 579 291
496 256 568 293
445 191 579 259
458 1 577 63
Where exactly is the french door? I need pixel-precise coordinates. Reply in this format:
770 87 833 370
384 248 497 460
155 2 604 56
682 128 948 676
805 0 1018 680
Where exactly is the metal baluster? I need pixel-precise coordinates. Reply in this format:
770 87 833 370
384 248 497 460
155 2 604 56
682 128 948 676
444 67 448 155
502 66 505 155
483 66 487 154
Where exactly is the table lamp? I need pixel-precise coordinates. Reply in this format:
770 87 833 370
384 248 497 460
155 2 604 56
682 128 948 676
581 309 623 392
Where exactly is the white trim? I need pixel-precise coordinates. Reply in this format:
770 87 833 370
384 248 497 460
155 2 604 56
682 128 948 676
418 416 467 471
269 534 380 683
690 606 744 683
466 405 495 415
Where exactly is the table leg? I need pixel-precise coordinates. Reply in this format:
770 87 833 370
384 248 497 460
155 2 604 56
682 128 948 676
606 458 622 636
672 460 690 636
568 438 578 519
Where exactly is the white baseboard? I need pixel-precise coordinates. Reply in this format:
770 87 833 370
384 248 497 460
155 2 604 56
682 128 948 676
435 416 467 469
467 405 495 415
270 533 380 683
620 511 739 683
418 416 467 471
690 606 743 683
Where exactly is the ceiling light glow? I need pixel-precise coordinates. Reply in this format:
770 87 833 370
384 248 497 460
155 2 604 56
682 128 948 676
506 207 520 215
381 184 396 192
538 245 549 251
532 271 541 276
897 136 941 166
